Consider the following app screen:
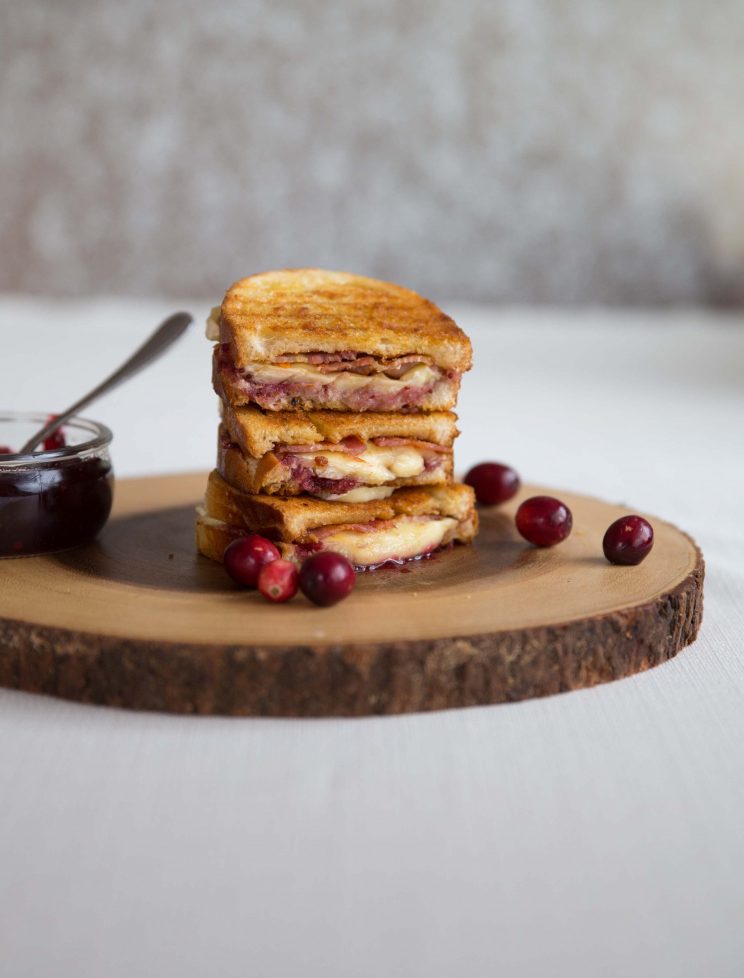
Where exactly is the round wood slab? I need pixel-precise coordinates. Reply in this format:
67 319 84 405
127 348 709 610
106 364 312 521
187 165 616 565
0 473 703 716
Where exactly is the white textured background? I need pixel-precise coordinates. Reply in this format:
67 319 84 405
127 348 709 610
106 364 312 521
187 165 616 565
1 300 744 977
2 0 744 304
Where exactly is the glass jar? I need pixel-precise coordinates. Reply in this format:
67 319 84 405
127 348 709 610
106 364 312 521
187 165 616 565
0 412 114 558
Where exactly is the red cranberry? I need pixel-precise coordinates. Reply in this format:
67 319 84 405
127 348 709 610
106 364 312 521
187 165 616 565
43 417 66 452
516 495 573 547
464 462 521 505
0 446 13 455
299 551 356 606
258 559 299 603
223 534 280 587
603 516 654 565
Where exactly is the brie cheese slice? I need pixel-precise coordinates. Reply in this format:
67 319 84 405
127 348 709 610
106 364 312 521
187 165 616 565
293 444 425 484
313 486 395 502
205 306 221 340
318 516 456 566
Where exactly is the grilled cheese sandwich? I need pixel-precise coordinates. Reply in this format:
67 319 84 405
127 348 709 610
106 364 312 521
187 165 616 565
199 269 478 574
196 471 477 569
217 405 457 499
210 269 471 412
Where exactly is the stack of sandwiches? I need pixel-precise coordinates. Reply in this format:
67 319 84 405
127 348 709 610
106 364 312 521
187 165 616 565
197 269 478 570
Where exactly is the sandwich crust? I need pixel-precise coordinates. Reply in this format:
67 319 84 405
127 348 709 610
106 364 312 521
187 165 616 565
222 404 458 458
217 269 472 372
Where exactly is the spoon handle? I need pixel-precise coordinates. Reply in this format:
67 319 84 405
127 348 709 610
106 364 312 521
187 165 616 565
20 311 193 454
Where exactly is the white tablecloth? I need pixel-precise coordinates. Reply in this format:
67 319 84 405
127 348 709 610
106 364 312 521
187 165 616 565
1 299 743 978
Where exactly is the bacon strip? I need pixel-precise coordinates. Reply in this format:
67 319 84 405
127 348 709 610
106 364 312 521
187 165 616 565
314 354 432 378
274 351 357 365
316 360 377 376
372 437 449 452
280 436 445 456
276 444 326 455
273 351 433 371
270 350 433 378
338 435 366 454
308 514 435 540
308 520 396 540
278 435 366 457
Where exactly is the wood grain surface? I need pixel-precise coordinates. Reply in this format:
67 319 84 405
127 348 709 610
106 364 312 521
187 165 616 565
0 473 704 715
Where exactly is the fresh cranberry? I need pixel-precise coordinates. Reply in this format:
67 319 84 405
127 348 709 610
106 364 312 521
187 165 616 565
603 516 654 565
0 446 13 455
223 534 280 587
516 495 573 547
43 416 66 452
258 559 299 603
464 462 521 505
299 551 356 606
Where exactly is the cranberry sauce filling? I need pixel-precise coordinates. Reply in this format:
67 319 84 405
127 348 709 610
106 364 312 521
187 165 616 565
237 376 444 412
283 461 361 497
0 457 113 557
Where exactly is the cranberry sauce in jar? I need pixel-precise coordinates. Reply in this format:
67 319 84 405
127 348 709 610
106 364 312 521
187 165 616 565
0 413 114 558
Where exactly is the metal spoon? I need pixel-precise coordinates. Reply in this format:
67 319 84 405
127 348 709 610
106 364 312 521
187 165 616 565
20 311 193 454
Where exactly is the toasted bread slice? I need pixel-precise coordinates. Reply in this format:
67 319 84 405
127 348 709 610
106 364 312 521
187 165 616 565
222 404 458 457
196 518 246 564
203 469 474 539
202 465 472 527
197 473 477 567
210 269 472 372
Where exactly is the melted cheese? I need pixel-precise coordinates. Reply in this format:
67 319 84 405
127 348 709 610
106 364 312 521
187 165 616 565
314 486 394 502
318 516 456 566
205 306 221 340
295 444 425 484
196 506 227 528
246 361 438 391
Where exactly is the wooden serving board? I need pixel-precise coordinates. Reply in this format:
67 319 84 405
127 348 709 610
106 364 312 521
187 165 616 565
0 473 703 716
